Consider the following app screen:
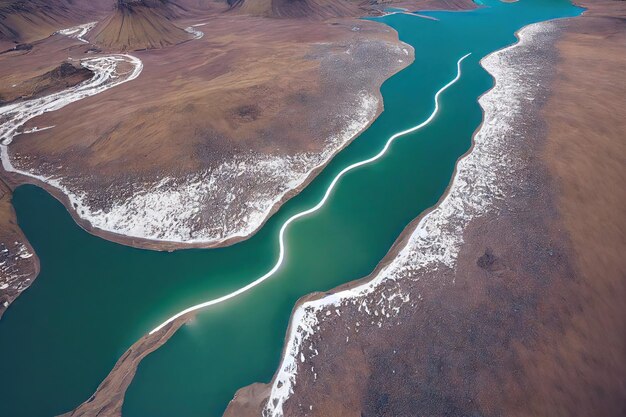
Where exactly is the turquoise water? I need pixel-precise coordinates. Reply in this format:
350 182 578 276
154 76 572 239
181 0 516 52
0 1 582 416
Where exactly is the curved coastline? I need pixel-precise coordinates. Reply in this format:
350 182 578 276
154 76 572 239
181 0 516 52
2 2 588 412
236 19 560 417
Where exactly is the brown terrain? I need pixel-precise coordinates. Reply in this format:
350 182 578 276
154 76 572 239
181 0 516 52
230 0 474 18
0 0 110 49
87 0 193 51
223 1 626 416
0 0 475 314
0 179 38 319
54 1 625 416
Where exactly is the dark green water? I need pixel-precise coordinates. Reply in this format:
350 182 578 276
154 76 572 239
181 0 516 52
0 1 582 416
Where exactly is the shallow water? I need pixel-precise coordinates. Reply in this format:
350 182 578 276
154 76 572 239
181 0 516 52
0 1 582 416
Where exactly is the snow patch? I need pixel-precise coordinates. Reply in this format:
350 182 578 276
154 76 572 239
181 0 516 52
56 22 98 43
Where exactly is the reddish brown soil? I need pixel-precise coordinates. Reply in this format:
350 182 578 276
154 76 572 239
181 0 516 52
0 1 413 315
40 2 474 416
59 317 189 417
2 13 409 251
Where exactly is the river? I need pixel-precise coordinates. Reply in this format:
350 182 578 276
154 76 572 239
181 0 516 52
0 1 582 416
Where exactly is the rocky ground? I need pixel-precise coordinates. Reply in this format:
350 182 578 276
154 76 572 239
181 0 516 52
2 16 410 250
223 1 626 416
0 179 38 318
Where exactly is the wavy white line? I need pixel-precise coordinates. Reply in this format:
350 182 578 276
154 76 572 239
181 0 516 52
149 53 471 334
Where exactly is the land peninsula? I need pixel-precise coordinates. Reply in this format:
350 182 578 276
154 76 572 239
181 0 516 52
0 0 476 317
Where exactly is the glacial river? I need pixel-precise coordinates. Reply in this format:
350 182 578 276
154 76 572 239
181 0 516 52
0 1 582 416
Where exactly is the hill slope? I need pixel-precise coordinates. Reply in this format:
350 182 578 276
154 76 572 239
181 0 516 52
87 0 192 51
228 0 359 19
0 0 81 43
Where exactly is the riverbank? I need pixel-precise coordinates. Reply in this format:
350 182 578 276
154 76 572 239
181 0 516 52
59 316 189 417
224 1 625 416
1 14 412 250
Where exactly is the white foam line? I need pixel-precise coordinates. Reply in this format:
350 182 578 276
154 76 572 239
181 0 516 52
149 53 471 334
404 12 439 21
382 10 439 20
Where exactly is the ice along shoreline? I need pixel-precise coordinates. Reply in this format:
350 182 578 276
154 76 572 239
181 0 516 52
231 20 561 417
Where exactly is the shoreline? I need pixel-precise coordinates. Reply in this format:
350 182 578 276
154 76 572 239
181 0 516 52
0 177 40 319
64 12 550 417
56 9 477 417
4 0 623 415
239 20 550 416
147 52 470 334
225 11 583 414
0 14 413 317
0 19 412 253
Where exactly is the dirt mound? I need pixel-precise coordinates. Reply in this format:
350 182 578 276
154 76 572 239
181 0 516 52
87 0 192 51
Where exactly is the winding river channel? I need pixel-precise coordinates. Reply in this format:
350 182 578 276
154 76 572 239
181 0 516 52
0 1 582 416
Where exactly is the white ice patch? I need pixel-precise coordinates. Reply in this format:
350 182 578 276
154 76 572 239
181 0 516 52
263 22 552 417
184 26 204 40
80 91 377 244
0 36 378 245
56 22 98 43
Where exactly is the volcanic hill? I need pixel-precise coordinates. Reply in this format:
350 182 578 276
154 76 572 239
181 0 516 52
87 0 192 51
